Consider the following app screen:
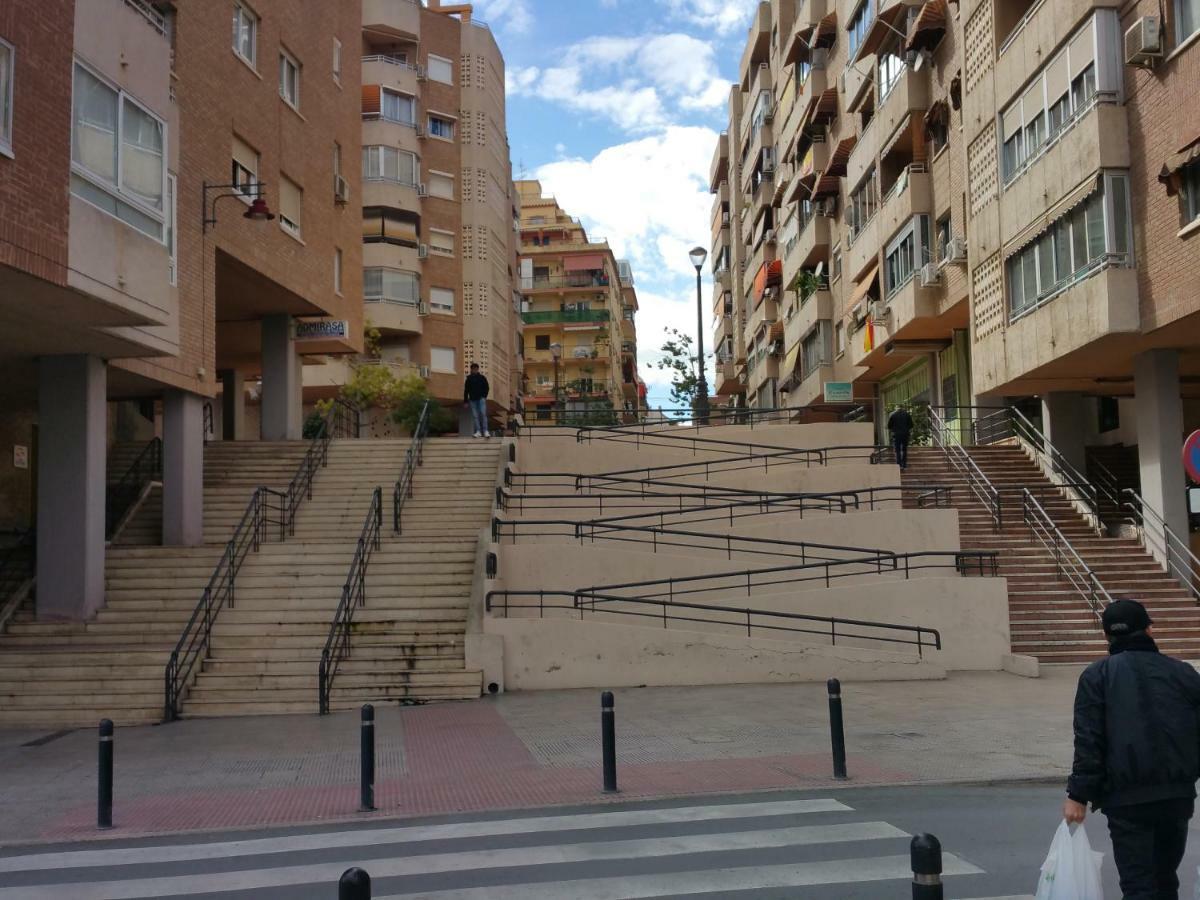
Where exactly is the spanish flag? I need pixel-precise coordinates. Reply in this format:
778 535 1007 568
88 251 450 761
863 316 875 352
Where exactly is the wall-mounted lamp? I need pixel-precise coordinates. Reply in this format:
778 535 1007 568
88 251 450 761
202 180 275 233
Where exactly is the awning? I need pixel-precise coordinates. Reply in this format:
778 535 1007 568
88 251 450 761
779 342 802 390
785 25 815 65
563 254 605 271
752 262 769 301
788 169 818 202
1002 173 1101 258
924 98 950 129
854 3 911 64
906 0 948 53
362 84 382 116
827 135 858 177
809 174 840 200
880 113 918 159
848 264 881 311
769 320 785 342
1159 136 1200 197
814 11 838 48
766 259 783 288
812 88 839 125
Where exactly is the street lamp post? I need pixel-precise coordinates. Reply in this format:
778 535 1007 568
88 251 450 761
689 246 710 422
550 342 563 426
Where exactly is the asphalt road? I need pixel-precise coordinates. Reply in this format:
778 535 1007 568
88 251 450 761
1 782 1196 898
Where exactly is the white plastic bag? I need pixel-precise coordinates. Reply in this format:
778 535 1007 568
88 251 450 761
1035 821 1105 900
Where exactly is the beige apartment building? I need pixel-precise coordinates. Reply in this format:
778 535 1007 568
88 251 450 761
0 0 361 619
713 0 1200 538
515 181 645 425
305 0 522 424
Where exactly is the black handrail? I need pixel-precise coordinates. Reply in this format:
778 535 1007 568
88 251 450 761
574 444 888 485
164 487 286 720
930 407 1003 530
485 590 943 657
0 529 35 620
573 405 835 435
393 400 430 534
318 486 383 714
106 437 162 539
284 398 360 535
1021 488 1114 622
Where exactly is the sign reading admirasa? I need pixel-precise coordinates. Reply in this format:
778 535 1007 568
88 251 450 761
294 320 350 341
823 382 854 404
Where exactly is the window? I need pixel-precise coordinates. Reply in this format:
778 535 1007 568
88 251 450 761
849 168 878 238
936 216 952 262
1179 0 1200 44
535 335 550 351
232 2 257 68
362 207 419 246
428 54 453 84
334 248 342 294
364 267 419 304
166 173 176 285
428 171 454 199
847 0 875 56
832 249 842 281
429 229 454 256
430 286 454 314
1006 173 1131 318
333 38 341 83
381 88 415 125
278 175 302 238
362 146 418 186
428 114 454 140
835 322 845 357
878 44 905 100
928 117 948 156
71 62 166 240
0 38 12 157
1182 160 1200 224
430 346 456 374
884 215 931 296
231 134 258 200
279 50 300 110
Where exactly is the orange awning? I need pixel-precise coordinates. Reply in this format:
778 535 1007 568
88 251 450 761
854 3 911 64
563 254 606 271
827 135 858 177
752 262 768 301
848 264 880 312
906 0 948 53
769 320 785 342
766 259 783 287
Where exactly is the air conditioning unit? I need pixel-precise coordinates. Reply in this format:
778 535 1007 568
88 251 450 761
333 174 350 205
945 236 968 263
816 200 836 218
415 125 426 139
418 300 430 315
811 48 829 70
765 229 777 244
764 101 776 123
417 182 428 196
418 365 431 378
918 262 941 287
1125 16 1163 67
418 243 429 259
415 64 427 80
869 299 889 321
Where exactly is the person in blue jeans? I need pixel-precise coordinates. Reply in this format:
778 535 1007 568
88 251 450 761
463 363 490 438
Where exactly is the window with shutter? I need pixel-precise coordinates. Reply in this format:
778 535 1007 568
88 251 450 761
279 175 302 238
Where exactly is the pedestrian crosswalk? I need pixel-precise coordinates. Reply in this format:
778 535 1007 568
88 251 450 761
0 796 1032 899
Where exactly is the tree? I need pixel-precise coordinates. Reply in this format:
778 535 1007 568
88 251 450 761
649 327 711 411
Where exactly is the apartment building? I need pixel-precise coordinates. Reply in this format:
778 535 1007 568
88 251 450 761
0 0 361 619
714 0 1199 538
309 0 521 421
515 180 645 424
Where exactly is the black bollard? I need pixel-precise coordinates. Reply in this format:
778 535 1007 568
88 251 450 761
826 678 847 780
911 833 943 899
98 719 114 829
360 704 375 811
601 691 617 793
339 866 372 899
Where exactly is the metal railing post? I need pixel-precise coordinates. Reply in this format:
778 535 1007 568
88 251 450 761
98 719 114 829
827 679 847 780
601 691 618 793
360 704 376 811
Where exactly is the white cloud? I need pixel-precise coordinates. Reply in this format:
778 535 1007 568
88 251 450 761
657 0 761 34
471 0 533 34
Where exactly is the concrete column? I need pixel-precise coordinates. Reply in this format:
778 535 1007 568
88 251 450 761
928 353 943 409
220 369 245 441
36 355 106 621
260 314 302 441
162 390 204 546
1135 349 1188 559
1041 392 1088 474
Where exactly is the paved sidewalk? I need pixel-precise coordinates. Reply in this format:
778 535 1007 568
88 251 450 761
0 668 1080 845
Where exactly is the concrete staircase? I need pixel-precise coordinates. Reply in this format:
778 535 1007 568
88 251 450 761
177 438 500 718
902 444 1200 664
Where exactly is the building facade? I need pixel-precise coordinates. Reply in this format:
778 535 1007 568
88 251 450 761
308 0 521 422
515 180 645 424
0 0 362 619
713 0 1200 539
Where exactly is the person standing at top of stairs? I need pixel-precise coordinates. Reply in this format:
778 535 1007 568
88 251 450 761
464 363 490 439
887 406 914 470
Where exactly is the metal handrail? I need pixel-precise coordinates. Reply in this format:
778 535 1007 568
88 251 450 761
573 405 832 434
1118 488 1200 604
105 437 162 539
930 407 1003 530
1021 488 1114 622
285 399 360 535
318 487 383 714
998 406 1103 529
485 590 943 657
576 444 888 485
393 400 430 534
0 530 35 629
164 487 286 720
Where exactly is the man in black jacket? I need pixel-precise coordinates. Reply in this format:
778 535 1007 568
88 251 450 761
886 405 914 469
1065 599 1200 899
463 363 490 438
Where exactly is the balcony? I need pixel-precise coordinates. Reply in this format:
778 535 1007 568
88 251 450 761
714 314 734 348
845 212 882 288
363 0 420 41
785 289 832 352
710 132 730 191
710 181 731 239
715 358 741 395
714 266 732 293
365 298 423 335
362 55 421 100
362 177 422 212
782 213 831 290
747 295 779 342
738 2 772 90
879 168 932 245
521 273 613 293
304 356 420 395
791 362 835 408
521 308 612 325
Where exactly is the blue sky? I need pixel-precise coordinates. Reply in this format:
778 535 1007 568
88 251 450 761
470 0 762 409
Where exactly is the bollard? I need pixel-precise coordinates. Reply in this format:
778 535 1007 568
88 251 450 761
826 678 847 780
911 833 943 899
601 690 618 793
98 719 114 829
339 866 372 899
360 704 375 811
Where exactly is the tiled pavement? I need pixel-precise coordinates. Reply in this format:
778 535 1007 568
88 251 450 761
0 669 1080 845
